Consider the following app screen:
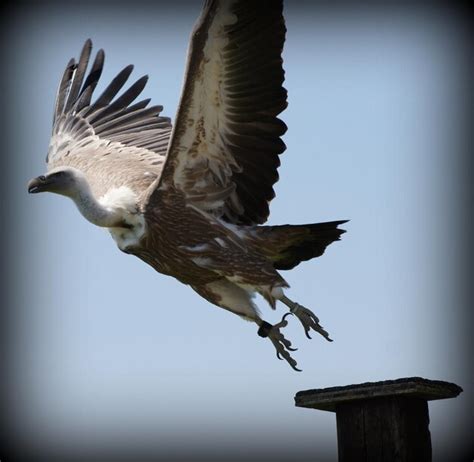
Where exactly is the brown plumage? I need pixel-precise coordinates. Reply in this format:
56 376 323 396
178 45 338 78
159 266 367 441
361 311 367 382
28 0 347 371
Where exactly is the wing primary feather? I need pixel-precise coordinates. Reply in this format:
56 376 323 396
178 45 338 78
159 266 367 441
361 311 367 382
72 86 92 114
84 64 134 116
73 48 105 111
89 75 149 123
93 105 163 135
101 118 166 137
120 98 151 113
53 58 76 125
64 39 92 113
89 97 151 129
80 49 105 94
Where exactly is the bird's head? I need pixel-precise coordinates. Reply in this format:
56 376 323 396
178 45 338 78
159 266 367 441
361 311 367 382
27 167 87 198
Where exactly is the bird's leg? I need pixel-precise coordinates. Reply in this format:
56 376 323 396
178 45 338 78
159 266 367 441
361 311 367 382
279 295 333 342
256 315 301 372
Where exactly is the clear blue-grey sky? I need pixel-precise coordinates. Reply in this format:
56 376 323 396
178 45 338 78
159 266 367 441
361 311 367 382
4 2 471 461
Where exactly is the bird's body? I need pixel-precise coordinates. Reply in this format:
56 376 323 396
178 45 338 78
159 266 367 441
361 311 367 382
29 0 347 370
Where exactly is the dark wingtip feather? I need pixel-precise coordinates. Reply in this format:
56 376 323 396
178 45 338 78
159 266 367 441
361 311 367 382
133 75 149 91
64 40 93 113
53 58 77 123
104 75 148 110
86 64 134 115
123 64 135 74
80 49 105 93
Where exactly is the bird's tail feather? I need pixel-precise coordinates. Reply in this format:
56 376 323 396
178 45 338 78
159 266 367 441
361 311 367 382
255 220 348 270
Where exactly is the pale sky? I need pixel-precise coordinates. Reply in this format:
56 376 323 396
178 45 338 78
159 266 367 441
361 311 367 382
4 2 471 461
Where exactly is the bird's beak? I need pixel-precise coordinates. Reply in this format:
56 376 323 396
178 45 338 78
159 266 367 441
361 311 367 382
27 175 48 194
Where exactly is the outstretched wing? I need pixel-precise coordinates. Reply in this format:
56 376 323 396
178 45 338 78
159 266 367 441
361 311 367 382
150 0 287 225
47 40 172 194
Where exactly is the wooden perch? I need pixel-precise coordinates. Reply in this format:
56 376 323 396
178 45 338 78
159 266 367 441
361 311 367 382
295 377 463 462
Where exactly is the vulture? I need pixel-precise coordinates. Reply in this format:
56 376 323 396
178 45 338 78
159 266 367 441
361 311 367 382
28 0 347 371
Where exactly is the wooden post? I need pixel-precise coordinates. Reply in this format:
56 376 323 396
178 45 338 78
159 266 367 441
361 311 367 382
295 377 462 462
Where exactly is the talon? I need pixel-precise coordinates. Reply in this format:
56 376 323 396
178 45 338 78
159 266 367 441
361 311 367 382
282 312 293 322
289 302 333 342
258 318 301 371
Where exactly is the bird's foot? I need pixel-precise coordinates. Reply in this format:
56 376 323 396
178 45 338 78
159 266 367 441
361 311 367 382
258 315 301 372
289 302 332 342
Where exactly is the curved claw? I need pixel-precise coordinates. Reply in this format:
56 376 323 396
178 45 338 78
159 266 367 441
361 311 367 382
282 312 293 323
291 303 333 342
259 318 301 371
280 340 298 352
275 315 298 351
276 348 302 371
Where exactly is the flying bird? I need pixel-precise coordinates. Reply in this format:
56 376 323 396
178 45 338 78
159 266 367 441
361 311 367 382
28 0 347 370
